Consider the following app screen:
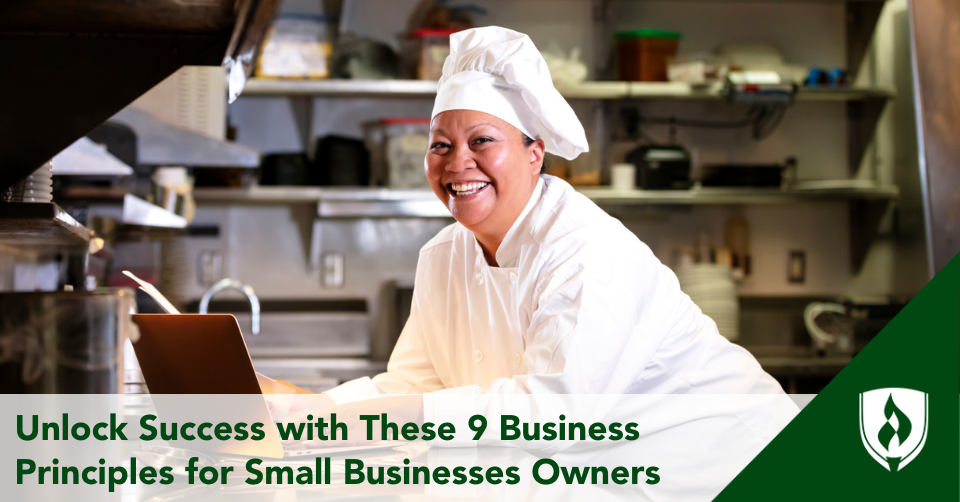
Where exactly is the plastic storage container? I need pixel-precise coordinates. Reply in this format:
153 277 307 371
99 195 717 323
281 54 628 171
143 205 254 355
256 15 333 79
616 29 681 82
364 118 431 188
411 29 459 81
668 53 729 84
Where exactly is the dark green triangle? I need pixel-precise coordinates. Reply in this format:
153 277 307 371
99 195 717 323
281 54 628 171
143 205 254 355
715 254 959 501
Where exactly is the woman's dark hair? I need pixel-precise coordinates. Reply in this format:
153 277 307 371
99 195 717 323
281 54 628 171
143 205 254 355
521 133 547 172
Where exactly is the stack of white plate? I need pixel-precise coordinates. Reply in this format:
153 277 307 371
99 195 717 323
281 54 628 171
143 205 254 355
23 161 54 203
675 264 739 341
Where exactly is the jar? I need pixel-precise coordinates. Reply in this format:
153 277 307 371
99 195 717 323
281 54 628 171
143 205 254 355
616 29 682 82
411 29 460 81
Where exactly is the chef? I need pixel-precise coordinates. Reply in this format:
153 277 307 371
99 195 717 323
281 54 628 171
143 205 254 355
271 27 797 463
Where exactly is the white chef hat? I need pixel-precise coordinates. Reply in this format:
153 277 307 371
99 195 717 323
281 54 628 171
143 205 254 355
431 26 589 160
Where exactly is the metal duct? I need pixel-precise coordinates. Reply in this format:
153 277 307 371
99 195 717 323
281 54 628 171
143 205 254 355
0 0 278 191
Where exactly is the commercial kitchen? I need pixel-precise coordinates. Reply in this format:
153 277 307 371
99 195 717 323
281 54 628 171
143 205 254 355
1 0 956 401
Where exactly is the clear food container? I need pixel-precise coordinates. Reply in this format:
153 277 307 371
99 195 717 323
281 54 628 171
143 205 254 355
256 14 334 79
411 29 460 81
364 118 431 188
668 53 729 85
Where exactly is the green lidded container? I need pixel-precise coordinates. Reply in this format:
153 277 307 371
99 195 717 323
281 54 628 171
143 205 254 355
615 29 682 82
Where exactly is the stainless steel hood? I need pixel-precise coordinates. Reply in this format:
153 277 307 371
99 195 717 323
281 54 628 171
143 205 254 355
0 0 279 190
110 108 259 168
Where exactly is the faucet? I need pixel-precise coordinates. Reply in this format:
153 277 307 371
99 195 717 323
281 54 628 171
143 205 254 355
198 278 261 335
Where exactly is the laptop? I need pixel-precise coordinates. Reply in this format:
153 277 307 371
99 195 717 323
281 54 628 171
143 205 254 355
131 313 401 459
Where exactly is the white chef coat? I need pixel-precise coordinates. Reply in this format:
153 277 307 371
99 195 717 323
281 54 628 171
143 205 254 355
327 174 795 450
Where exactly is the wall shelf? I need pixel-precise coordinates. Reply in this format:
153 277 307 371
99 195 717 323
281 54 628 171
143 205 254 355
241 78 895 102
193 181 898 209
0 202 96 251
579 181 898 205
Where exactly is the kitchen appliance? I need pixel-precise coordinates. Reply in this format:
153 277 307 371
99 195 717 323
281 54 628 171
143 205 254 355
804 299 907 355
626 145 692 190
0 289 136 393
700 163 784 187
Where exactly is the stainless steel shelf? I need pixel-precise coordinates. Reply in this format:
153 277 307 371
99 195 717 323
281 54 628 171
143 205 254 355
194 182 898 215
243 79 439 97
629 0 884 3
241 78 895 102
193 186 440 203
192 186 451 218
194 186 328 203
0 202 96 251
579 181 899 205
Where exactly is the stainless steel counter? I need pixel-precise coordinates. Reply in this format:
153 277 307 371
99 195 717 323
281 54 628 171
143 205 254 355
743 345 851 394
745 345 852 377
252 357 387 393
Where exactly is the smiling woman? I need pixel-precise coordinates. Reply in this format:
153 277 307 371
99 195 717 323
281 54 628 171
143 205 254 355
426 111 544 266
264 27 798 495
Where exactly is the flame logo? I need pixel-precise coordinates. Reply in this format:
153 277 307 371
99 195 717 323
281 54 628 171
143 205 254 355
860 388 927 472
878 393 912 453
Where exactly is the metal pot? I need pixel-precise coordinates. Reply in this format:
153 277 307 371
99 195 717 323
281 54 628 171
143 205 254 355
0 289 136 393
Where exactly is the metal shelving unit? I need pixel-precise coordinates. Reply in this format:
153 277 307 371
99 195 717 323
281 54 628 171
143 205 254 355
193 182 898 217
578 182 898 205
242 78 895 102
234 0 895 273
0 202 97 251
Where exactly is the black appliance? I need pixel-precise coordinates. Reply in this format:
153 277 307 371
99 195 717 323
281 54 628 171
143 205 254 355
699 164 784 187
626 145 692 190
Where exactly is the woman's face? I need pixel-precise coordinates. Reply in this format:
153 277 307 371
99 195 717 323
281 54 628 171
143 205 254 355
426 110 544 239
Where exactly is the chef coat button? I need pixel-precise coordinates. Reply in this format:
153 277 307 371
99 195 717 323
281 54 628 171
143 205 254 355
475 273 484 285
473 350 483 363
514 352 522 366
509 272 518 285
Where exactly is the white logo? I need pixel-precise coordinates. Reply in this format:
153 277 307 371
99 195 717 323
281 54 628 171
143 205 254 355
859 388 928 472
